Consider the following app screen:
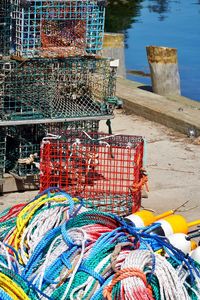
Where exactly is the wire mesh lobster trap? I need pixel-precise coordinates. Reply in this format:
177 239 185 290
0 57 116 123
10 0 106 58
0 0 11 56
3 120 99 178
40 133 146 216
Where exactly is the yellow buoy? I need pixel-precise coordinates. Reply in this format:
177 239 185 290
125 209 174 227
153 215 200 236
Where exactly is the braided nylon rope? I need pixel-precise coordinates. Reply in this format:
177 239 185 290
0 188 199 299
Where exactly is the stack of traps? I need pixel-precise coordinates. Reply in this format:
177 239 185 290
0 0 117 124
0 1 146 218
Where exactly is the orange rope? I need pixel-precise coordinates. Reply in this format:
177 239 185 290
132 169 149 193
103 267 153 300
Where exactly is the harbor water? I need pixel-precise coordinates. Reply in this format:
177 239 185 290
105 0 200 101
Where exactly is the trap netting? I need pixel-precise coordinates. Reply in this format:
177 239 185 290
0 128 6 183
0 0 11 56
4 120 99 178
40 132 145 216
11 0 106 58
0 57 116 122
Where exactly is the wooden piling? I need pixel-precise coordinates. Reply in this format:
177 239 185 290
146 46 181 96
102 33 126 78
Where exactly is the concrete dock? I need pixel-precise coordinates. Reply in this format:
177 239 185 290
116 77 200 136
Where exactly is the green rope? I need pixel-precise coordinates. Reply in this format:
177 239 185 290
147 274 160 300
0 267 38 299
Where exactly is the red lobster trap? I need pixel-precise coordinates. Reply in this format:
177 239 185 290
40 133 147 216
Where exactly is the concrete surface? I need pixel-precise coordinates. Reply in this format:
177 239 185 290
0 110 200 226
117 77 200 136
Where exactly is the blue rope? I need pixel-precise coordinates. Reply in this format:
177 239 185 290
3 242 19 261
78 264 105 285
29 188 75 216
22 226 61 278
0 288 12 300
140 231 200 283
90 275 114 300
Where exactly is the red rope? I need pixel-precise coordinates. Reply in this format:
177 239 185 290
103 267 153 300
0 203 26 222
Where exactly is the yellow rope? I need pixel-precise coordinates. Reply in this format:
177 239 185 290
8 194 81 263
0 273 29 300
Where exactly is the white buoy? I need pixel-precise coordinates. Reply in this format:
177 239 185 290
168 233 192 254
190 247 200 264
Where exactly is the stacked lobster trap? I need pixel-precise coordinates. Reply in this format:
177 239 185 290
0 0 118 188
10 0 106 58
0 57 116 122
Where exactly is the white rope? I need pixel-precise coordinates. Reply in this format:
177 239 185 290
18 201 85 265
19 204 69 264
70 254 112 299
60 228 87 300
177 261 200 298
0 242 12 270
30 238 68 288
38 235 64 290
120 250 190 300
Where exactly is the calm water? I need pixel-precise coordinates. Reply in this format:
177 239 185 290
105 0 200 101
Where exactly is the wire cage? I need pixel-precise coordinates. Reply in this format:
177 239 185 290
0 0 11 56
10 0 106 58
0 57 116 123
0 128 6 184
40 133 145 216
4 120 99 178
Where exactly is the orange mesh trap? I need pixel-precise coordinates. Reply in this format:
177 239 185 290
40 133 145 216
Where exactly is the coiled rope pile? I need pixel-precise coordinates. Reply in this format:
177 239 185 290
0 188 199 299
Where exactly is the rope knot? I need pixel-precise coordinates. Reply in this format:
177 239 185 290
103 267 153 300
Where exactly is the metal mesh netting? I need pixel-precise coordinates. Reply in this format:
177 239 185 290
40 133 144 216
0 0 11 56
0 128 6 181
0 57 116 122
11 0 106 58
4 120 99 178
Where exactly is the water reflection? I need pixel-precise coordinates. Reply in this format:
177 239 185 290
105 0 200 32
147 0 171 21
105 0 143 34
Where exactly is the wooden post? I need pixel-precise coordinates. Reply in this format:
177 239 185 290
146 46 181 96
102 33 126 78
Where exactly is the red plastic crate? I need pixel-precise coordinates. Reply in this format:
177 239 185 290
40 133 145 216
